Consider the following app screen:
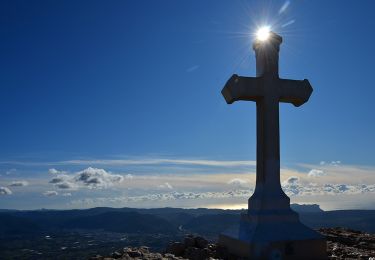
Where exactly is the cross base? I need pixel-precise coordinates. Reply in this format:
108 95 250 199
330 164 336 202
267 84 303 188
218 210 327 259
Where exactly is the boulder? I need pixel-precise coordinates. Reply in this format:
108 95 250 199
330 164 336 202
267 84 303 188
166 242 185 257
127 250 142 258
194 236 208 249
111 251 122 259
184 247 209 260
184 236 195 248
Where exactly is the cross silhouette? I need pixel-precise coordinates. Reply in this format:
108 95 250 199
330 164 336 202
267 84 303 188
222 32 313 212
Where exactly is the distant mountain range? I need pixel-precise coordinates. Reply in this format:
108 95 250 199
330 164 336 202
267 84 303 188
0 204 374 237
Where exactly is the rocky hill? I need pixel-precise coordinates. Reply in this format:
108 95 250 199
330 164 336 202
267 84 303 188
92 228 375 260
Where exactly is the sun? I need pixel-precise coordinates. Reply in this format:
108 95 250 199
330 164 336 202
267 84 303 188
256 26 271 41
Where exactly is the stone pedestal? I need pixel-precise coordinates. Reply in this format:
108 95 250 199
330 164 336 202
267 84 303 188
218 208 327 259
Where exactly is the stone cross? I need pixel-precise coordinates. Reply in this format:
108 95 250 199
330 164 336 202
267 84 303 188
219 31 326 259
221 32 313 212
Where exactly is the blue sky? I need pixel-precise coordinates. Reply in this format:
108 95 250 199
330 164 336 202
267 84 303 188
0 0 374 210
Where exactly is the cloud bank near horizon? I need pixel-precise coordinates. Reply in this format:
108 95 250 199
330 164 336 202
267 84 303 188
0 157 374 210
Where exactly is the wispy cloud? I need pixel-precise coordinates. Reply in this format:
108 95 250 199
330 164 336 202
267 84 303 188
281 19 295 28
186 65 199 73
61 158 256 168
278 1 290 14
0 158 256 168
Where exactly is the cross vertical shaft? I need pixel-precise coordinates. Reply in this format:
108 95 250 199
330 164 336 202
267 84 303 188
249 33 290 211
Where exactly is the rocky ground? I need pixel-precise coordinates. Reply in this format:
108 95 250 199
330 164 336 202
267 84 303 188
90 227 375 260
319 227 375 259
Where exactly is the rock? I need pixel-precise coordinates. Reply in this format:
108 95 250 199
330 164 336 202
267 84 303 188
184 236 195 248
111 251 122 259
127 250 142 258
139 246 150 254
319 227 375 259
166 242 185 257
214 245 229 259
97 228 375 260
194 236 208 249
149 252 163 259
207 244 216 251
184 247 209 260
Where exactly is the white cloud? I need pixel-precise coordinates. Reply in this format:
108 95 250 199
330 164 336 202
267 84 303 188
228 178 249 188
284 176 299 185
281 181 375 197
62 193 72 197
9 180 29 187
71 181 375 206
48 168 66 175
308 169 326 177
56 182 76 189
75 167 123 189
43 190 58 197
0 186 12 195
282 176 300 195
49 167 124 190
49 174 77 190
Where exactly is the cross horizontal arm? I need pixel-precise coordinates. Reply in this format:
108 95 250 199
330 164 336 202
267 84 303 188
221 74 263 104
278 79 313 107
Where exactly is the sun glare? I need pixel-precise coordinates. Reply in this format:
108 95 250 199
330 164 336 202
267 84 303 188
256 26 271 41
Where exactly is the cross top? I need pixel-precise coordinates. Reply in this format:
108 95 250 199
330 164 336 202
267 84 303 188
221 32 313 212
253 32 282 78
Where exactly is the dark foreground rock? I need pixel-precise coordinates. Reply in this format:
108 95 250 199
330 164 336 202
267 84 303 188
319 227 375 259
91 228 375 260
